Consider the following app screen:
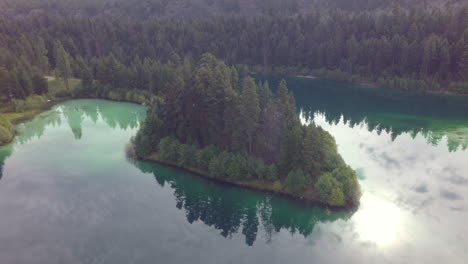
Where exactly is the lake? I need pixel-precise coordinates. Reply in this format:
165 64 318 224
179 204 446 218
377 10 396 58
0 78 467 264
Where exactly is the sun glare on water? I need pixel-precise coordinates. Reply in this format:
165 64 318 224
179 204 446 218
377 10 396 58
353 193 404 247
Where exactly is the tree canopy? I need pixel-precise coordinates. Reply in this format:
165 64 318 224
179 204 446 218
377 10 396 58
134 54 361 207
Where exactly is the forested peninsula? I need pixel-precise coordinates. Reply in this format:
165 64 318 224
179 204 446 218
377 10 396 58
132 54 361 208
3 0 468 207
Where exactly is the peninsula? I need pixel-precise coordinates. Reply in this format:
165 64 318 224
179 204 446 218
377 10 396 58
133 54 361 208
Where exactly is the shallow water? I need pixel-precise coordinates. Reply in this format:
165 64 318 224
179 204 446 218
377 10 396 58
0 80 467 264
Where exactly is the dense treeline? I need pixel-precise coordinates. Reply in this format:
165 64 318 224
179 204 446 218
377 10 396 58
0 0 464 18
1 4 468 97
133 54 361 207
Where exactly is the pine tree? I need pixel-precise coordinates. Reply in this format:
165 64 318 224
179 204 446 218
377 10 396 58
460 44 468 80
302 124 322 177
240 77 260 154
0 68 16 101
54 41 72 90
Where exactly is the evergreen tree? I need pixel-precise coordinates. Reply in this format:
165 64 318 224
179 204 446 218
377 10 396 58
54 41 72 90
240 77 260 154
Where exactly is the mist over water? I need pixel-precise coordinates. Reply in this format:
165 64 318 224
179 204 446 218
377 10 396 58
0 83 467 264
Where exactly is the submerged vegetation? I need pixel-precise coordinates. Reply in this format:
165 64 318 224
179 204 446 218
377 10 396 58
134 54 361 207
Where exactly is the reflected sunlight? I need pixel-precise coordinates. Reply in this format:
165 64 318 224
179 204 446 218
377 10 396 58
353 193 404 247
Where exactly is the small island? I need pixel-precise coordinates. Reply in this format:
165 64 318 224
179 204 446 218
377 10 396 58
132 54 361 208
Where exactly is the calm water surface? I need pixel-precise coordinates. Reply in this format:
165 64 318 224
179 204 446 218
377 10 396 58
0 79 467 263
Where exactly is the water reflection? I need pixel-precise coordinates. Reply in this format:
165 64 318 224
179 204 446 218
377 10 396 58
131 159 353 246
259 76 468 151
0 144 13 180
13 100 144 144
353 193 404 247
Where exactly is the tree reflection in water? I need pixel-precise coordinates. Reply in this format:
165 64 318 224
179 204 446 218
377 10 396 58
259 76 468 151
130 159 353 246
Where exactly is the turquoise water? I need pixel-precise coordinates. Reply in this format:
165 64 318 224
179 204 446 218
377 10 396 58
0 80 467 263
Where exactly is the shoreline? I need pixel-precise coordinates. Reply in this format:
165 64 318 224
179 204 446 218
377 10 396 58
292 75 468 97
0 96 145 147
137 152 356 211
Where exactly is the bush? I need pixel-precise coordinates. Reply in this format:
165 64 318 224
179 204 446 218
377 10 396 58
0 125 13 145
178 143 197 167
315 172 338 203
159 137 180 162
208 151 230 178
332 165 361 205
285 169 310 194
315 165 361 206
272 180 282 192
226 153 244 180
195 145 218 170
265 164 278 181
12 95 48 112
328 188 345 206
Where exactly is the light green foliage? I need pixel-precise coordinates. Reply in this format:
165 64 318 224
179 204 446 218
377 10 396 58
0 115 13 145
12 95 47 112
328 188 345 206
272 180 282 192
315 173 339 203
315 165 361 206
332 165 361 205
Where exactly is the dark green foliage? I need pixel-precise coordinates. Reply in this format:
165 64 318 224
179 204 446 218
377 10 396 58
2 4 468 98
285 169 310 194
157 136 281 184
265 165 278 181
195 145 219 170
134 107 164 157
178 144 197 167
130 54 358 205
31 74 48 95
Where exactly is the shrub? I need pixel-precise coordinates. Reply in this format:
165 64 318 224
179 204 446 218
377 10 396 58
265 164 278 181
178 143 197 167
0 125 13 145
285 169 310 194
159 137 180 162
315 165 361 206
272 180 282 192
195 145 218 170
208 151 230 178
315 172 340 203
12 95 47 112
328 188 345 206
